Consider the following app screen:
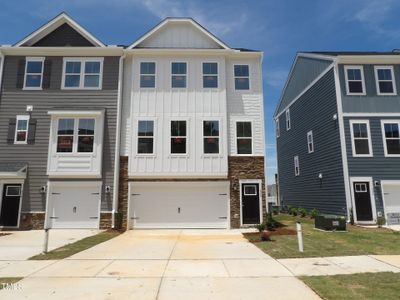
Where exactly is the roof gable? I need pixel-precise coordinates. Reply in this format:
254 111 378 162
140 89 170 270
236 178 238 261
129 18 229 49
15 12 105 47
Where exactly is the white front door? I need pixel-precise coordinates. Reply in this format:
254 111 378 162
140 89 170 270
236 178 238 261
129 181 229 229
382 181 400 225
47 182 101 229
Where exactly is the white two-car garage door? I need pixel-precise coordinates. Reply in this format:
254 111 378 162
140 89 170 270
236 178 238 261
47 182 101 229
382 182 400 225
129 181 229 229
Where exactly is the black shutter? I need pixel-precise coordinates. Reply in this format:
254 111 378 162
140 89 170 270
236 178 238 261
16 59 25 89
42 60 52 89
27 119 37 144
7 118 16 144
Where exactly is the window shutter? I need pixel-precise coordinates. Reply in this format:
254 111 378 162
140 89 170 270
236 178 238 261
16 59 25 89
27 119 37 144
7 118 16 144
42 60 52 89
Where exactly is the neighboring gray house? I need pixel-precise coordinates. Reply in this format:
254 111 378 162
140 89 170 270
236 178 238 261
275 51 400 225
0 13 123 229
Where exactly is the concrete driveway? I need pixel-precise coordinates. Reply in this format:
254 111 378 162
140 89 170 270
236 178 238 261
0 229 100 260
0 230 320 299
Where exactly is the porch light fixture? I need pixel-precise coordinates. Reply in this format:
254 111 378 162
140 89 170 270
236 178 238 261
332 113 338 121
318 173 323 179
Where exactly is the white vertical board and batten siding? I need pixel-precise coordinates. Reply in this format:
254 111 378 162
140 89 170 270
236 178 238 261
128 55 228 177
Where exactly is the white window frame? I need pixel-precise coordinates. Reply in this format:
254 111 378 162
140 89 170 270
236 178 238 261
381 120 400 157
171 61 187 89
294 155 300 176
307 130 314 153
374 66 397 96
243 185 257 196
61 57 104 90
5 185 21 197
170 119 188 155
235 120 253 155
349 120 373 157
202 62 218 89
203 120 220 155
285 109 291 130
137 119 155 155
234 64 250 91
344 65 366 96
354 183 368 193
14 115 30 144
23 57 44 90
276 118 280 138
139 61 156 89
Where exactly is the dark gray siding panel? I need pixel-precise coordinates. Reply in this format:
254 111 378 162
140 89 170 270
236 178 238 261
0 56 120 212
339 64 400 113
30 23 95 47
345 117 400 215
277 57 333 114
277 69 347 215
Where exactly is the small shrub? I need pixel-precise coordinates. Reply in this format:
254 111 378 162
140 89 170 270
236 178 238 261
265 213 277 230
272 208 279 215
289 207 298 216
309 208 318 219
287 205 292 214
298 208 307 218
255 223 266 232
377 217 386 228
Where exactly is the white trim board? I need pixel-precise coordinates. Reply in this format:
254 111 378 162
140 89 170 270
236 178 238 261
343 113 400 117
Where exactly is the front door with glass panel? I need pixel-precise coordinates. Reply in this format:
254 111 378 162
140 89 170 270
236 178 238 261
353 182 373 222
0 184 22 227
241 183 261 224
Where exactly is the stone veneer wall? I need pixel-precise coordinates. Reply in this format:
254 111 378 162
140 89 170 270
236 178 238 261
100 213 112 229
19 212 45 230
118 156 129 230
228 156 266 228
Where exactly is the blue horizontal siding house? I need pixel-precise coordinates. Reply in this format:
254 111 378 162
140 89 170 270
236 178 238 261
274 51 400 225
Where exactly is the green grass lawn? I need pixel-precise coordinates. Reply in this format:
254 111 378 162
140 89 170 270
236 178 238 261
301 272 400 300
244 214 400 259
29 230 121 260
0 278 22 290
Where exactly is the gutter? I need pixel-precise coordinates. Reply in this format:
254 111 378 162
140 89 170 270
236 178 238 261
0 51 4 92
112 53 126 228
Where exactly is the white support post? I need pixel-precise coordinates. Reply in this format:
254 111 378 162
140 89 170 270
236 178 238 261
296 222 304 252
43 228 49 254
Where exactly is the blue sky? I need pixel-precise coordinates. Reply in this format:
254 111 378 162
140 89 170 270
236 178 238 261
2 0 400 183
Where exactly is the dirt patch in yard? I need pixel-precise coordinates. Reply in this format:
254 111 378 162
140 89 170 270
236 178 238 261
244 227 297 243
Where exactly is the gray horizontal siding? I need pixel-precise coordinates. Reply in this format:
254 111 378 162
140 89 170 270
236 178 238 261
345 117 400 215
277 69 347 215
339 64 400 113
0 56 120 212
277 56 332 115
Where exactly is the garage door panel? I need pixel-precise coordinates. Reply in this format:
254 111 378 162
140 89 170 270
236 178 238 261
130 182 229 229
382 183 400 225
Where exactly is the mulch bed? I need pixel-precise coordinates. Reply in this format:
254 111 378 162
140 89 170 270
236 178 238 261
245 227 297 242
0 233 10 237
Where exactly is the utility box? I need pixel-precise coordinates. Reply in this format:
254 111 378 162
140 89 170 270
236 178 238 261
315 215 346 231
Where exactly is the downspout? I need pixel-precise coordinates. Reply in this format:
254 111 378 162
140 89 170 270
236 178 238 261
112 53 126 228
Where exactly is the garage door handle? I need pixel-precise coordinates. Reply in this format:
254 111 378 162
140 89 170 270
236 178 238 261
219 217 227 219
91 193 100 195
50 217 59 219
384 193 390 195
131 217 139 220
219 193 227 196
89 217 98 219
132 193 141 196
52 193 61 195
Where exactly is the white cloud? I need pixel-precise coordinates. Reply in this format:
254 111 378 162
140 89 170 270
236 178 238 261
265 69 288 89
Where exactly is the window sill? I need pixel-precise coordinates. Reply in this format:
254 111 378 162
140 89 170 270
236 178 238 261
346 93 366 96
352 154 373 158
135 154 156 158
201 154 224 158
377 93 397 96
168 154 189 158
13 142 28 145
23 87 43 91
61 87 102 91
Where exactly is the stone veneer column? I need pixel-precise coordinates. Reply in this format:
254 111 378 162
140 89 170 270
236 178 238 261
118 156 129 230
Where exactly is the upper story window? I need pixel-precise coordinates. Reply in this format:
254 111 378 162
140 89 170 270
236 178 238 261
137 120 154 154
24 57 44 89
62 58 103 89
203 121 220 154
236 121 252 154
171 62 187 88
234 65 249 90
57 118 95 153
276 119 280 138
294 156 300 176
307 130 314 153
285 109 291 130
203 62 218 88
171 121 187 154
140 62 156 88
344 66 365 95
374 66 396 95
350 120 372 157
14 115 30 144
381 121 400 156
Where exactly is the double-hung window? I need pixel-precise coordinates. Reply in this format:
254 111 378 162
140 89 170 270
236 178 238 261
14 115 30 144
374 66 396 95
234 65 249 90
203 62 218 88
344 66 365 95
171 62 187 88
285 109 291 130
56 118 95 153
62 58 103 89
307 130 314 153
382 121 400 156
294 156 300 176
350 120 372 157
203 121 219 154
171 121 187 154
24 57 44 89
236 121 252 154
140 62 156 88
137 120 154 154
